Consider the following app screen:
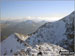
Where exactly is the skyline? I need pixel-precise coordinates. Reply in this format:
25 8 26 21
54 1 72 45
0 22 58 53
1 0 74 21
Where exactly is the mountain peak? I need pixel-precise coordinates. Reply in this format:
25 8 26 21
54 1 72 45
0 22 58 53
14 33 29 41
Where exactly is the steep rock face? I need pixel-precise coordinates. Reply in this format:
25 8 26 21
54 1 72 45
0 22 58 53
59 12 75 52
25 11 75 51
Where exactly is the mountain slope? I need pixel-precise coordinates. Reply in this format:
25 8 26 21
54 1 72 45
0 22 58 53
1 33 30 55
25 11 75 51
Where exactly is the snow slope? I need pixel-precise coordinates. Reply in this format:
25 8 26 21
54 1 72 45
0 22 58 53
25 11 74 51
1 33 29 55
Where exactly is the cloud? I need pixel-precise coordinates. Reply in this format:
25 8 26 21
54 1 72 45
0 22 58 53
1 14 66 22
24 16 63 22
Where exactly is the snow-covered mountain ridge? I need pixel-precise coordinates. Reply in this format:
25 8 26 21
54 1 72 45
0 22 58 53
25 11 75 52
0 11 75 56
0 33 30 55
